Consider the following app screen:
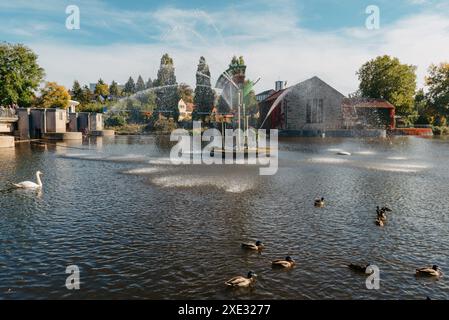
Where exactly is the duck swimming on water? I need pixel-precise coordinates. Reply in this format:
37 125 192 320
241 241 265 251
314 197 325 208
416 265 443 278
225 271 257 287
272 256 296 268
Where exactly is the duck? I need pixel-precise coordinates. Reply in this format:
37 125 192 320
241 240 264 251
13 171 43 189
376 207 387 221
314 197 325 208
225 271 257 287
348 263 371 273
375 218 384 227
381 206 392 213
416 265 443 277
272 256 296 268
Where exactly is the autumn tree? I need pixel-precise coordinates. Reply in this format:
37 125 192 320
37 82 71 109
94 79 109 99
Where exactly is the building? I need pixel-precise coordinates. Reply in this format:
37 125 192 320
341 98 395 130
258 76 395 137
178 99 195 121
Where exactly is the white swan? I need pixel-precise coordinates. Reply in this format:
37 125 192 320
13 171 43 189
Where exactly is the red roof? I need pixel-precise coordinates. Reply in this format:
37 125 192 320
263 89 287 103
342 98 395 109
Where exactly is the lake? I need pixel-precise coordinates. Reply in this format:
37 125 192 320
0 135 448 299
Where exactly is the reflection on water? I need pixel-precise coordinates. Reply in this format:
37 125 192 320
1 135 449 299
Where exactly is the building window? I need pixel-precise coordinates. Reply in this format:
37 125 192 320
318 99 324 123
306 100 312 123
59 112 63 121
307 99 324 124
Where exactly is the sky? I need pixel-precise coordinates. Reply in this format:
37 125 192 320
1 0 449 95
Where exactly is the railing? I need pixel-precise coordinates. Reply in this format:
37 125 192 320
0 108 18 119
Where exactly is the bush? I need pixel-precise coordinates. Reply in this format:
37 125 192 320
105 114 126 127
150 118 178 133
432 126 449 135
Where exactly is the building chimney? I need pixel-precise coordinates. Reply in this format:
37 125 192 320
275 80 284 91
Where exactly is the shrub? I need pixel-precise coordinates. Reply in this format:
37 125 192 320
105 114 126 127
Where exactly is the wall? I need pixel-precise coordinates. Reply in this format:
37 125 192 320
284 77 345 131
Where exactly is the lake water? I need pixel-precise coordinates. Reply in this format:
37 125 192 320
1 135 448 300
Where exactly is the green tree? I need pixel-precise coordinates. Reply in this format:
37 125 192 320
0 43 45 106
426 62 449 118
217 95 230 114
80 85 93 105
37 82 71 109
154 54 180 121
357 55 417 117
243 80 259 116
109 80 120 99
94 79 109 99
71 80 83 102
123 76 136 95
193 56 215 122
146 78 153 89
179 83 194 103
136 75 146 92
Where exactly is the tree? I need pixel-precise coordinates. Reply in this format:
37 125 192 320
357 55 417 117
94 79 109 99
146 78 153 89
179 83 194 103
80 85 93 104
154 53 180 121
71 80 83 102
243 80 259 116
136 75 146 92
217 95 230 114
109 81 120 98
37 82 71 109
123 76 136 95
414 88 432 125
193 56 215 122
425 62 449 118
0 43 45 107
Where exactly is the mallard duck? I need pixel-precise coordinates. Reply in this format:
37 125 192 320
314 197 325 208
381 206 392 213
348 263 371 273
272 256 295 268
225 271 257 287
241 241 264 251
375 218 384 227
416 265 443 277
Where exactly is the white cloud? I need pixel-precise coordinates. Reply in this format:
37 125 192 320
16 3 449 96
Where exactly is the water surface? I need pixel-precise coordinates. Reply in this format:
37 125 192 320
0 135 448 299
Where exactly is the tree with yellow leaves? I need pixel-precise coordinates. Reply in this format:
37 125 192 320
37 82 71 109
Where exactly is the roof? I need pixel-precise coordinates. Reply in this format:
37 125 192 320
256 89 275 97
342 98 395 109
261 88 287 103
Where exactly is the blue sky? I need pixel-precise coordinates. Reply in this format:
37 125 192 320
1 0 448 94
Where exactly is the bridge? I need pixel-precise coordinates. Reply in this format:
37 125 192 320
0 109 18 133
